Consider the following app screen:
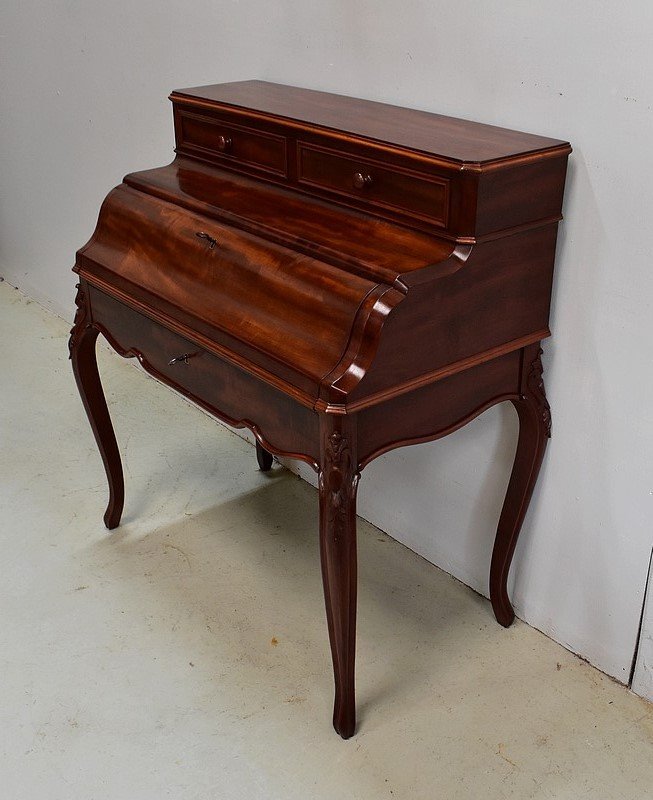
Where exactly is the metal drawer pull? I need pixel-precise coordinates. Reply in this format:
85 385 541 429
168 353 192 366
195 231 218 249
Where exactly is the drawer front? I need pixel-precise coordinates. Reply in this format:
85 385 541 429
87 286 320 463
177 110 288 176
298 142 449 227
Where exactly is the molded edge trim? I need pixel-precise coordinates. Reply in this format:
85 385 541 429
91 319 320 471
77 272 319 410
170 93 571 168
317 285 405 408
319 328 550 415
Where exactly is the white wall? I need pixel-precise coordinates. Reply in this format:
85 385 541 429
2 1 652 684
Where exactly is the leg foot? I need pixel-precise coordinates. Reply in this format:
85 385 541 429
256 440 274 471
318 416 359 738
490 347 551 626
69 284 124 529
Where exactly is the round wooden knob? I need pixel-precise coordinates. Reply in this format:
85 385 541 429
353 172 373 190
217 135 232 152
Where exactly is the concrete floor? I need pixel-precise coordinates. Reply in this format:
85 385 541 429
1 279 652 800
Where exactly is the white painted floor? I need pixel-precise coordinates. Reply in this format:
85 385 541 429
1 279 652 800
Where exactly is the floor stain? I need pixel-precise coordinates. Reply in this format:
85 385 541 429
163 543 192 570
496 742 519 769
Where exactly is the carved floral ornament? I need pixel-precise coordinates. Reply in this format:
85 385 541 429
68 283 88 357
326 431 349 465
526 348 552 438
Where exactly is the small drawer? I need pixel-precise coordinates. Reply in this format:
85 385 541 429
177 110 288 177
297 142 449 227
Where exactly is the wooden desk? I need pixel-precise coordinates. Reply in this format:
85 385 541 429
70 81 570 738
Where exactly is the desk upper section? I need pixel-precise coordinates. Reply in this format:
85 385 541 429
76 82 570 409
170 80 571 242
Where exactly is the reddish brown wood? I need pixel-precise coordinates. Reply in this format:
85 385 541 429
171 81 571 240
490 345 551 626
178 109 289 177
69 284 124 529
318 414 359 739
172 80 568 163
347 225 557 404
124 158 455 286
297 140 449 227
71 81 570 738
356 350 521 468
87 285 321 468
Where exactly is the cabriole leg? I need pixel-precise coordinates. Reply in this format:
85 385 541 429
318 414 359 739
490 346 551 627
69 284 124 529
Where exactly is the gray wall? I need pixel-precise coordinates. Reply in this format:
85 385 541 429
2 1 652 687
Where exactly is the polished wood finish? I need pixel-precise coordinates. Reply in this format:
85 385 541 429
71 81 570 738
490 345 551 627
170 80 569 241
86 284 320 468
319 414 359 739
172 80 568 162
297 140 449 227
256 441 273 472
69 284 124 530
178 108 288 177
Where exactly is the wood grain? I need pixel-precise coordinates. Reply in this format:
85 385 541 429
71 81 570 738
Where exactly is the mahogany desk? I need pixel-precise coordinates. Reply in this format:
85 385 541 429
70 81 570 738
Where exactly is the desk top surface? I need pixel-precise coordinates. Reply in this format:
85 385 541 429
171 80 569 164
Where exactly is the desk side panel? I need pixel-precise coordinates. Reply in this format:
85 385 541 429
357 349 522 467
475 153 570 237
346 225 559 404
